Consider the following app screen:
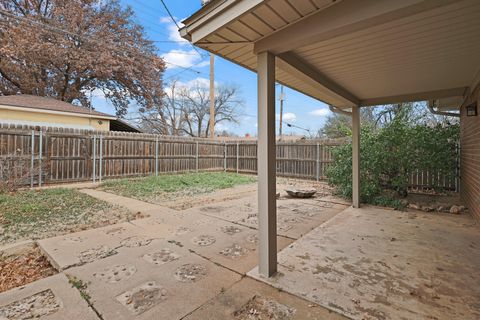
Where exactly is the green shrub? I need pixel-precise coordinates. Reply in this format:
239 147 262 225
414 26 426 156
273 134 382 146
326 110 459 207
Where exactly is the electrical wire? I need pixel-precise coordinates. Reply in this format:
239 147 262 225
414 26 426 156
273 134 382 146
158 0 207 58
284 122 311 133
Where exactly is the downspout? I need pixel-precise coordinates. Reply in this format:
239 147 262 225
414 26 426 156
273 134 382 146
427 100 460 117
329 105 352 116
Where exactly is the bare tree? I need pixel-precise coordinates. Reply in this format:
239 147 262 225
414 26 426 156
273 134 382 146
138 80 243 137
138 80 184 135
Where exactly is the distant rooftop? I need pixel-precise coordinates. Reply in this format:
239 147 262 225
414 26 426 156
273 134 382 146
0 94 115 119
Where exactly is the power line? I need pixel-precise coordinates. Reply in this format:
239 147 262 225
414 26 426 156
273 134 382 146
285 122 311 133
158 0 206 58
158 0 181 29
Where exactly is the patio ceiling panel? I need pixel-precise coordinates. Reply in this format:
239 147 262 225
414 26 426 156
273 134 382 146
182 0 480 109
289 0 480 104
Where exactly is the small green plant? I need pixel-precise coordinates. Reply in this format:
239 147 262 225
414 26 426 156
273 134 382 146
68 276 91 301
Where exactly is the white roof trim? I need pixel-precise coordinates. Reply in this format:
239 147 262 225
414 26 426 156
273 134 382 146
0 104 116 120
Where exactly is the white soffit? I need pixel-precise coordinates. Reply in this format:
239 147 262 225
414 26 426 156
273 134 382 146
182 0 480 108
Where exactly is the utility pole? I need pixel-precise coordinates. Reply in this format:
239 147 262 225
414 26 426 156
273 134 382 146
209 53 215 138
278 85 285 140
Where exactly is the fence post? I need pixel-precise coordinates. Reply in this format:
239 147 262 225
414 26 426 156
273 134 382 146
236 142 239 173
224 142 227 172
99 135 103 182
455 142 459 192
316 143 320 181
155 136 159 176
196 141 199 172
92 135 96 182
39 130 43 187
30 130 35 188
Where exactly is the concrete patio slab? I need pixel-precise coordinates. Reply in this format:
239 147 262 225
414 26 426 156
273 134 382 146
0 274 98 320
189 195 348 239
184 277 348 320
249 206 480 320
65 238 242 320
38 221 155 271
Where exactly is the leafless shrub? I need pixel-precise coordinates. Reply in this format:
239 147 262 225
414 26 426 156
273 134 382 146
0 154 47 193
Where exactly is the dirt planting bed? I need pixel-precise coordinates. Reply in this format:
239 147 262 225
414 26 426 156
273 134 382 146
0 245 57 293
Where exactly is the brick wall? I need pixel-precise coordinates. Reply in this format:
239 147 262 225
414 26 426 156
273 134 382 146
460 84 480 221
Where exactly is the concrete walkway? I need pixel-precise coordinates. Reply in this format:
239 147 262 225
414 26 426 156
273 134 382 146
249 206 480 320
1 187 348 319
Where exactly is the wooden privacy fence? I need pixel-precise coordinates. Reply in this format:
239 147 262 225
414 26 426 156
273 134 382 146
0 124 459 191
0 125 342 186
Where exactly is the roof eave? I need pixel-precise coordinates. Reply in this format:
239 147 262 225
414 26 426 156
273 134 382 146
0 104 117 120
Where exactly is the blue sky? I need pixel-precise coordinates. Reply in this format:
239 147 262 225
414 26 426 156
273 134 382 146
93 0 332 136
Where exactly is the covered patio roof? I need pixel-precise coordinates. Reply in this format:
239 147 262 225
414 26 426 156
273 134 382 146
181 0 480 110
180 0 480 278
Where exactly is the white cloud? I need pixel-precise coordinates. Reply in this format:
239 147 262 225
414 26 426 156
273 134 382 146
309 108 330 117
162 49 209 69
159 16 171 24
159 16 188 45
277 112 296 122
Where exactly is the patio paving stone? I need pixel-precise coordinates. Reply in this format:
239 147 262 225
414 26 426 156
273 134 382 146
0 274 98 320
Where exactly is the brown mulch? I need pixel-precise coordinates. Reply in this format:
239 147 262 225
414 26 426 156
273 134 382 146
0 246 57 293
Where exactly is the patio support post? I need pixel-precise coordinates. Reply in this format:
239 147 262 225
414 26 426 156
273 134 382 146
352 105 360 208
257 51 277 277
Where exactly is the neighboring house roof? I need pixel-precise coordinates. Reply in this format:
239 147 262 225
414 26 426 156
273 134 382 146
110 119 141 133
0 94 115 119
0 94 142 133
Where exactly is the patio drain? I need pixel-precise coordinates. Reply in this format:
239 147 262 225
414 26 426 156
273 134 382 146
93 265 137 283
233 295 296 320
143 249 180 265
191 235 216 246
174 264 207 283
120 236 152 247
116 281 167 315
0 289 61 319
221 226 242 235
219 244 248 259
78 246 117 264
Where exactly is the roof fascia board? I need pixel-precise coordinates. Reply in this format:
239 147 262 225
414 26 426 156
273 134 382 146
180 0 264 43
0 104 116 120
277 52 359 106
254 0 459 54
360 87 467 106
